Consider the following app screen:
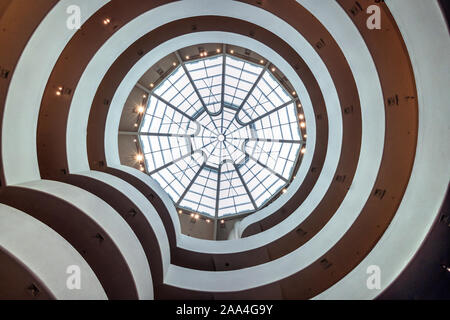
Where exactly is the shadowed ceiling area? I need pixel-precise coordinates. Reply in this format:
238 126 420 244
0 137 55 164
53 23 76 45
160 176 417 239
0 0 448 300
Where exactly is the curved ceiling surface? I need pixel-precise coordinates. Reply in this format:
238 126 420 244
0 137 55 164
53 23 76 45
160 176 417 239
0 0 448 301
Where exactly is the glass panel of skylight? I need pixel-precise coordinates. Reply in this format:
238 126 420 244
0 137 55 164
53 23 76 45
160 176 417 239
149 152 205 203
179 167 218 217
153 66 203 117
245 139 300 180
238 71 292 124
223 56 263 108
238 157 285 207
185 56 223 114
251 102 301 141
143 95 198 135
218 162 254 217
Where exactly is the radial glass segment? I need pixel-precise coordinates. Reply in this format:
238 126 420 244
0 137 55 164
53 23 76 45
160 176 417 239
139 54 304 218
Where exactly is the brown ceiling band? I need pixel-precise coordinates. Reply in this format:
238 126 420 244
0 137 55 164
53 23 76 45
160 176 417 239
0 0 58 187
0 187 139 299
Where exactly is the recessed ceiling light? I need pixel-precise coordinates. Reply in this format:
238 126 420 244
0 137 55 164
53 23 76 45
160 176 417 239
260 59 264 64
301 147 306 154
134 123 138 127
150 83 154 88
299 114 304 120
185 55 190 60
230 49 234 54
300 122 306 128
271 67 276 72
137 106 145 113
216 48 221 53
136 154 143 161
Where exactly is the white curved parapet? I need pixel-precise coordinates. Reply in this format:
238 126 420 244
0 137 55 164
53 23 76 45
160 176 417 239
18 179 154 300
0 204 107 300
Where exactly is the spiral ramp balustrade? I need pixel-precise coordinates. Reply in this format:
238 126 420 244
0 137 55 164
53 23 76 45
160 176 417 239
0 0 449 300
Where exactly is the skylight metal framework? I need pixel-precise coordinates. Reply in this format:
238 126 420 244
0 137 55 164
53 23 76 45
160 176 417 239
137 51 305 218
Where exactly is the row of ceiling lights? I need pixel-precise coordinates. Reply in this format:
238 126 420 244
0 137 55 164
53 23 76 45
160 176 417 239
147 48 297 96
177 208 227 225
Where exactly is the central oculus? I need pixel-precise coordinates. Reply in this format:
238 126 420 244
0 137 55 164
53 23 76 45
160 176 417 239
217 134 225 142
138 52 303 217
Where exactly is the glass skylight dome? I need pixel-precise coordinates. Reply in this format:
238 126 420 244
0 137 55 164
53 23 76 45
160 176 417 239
139 52 304 218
